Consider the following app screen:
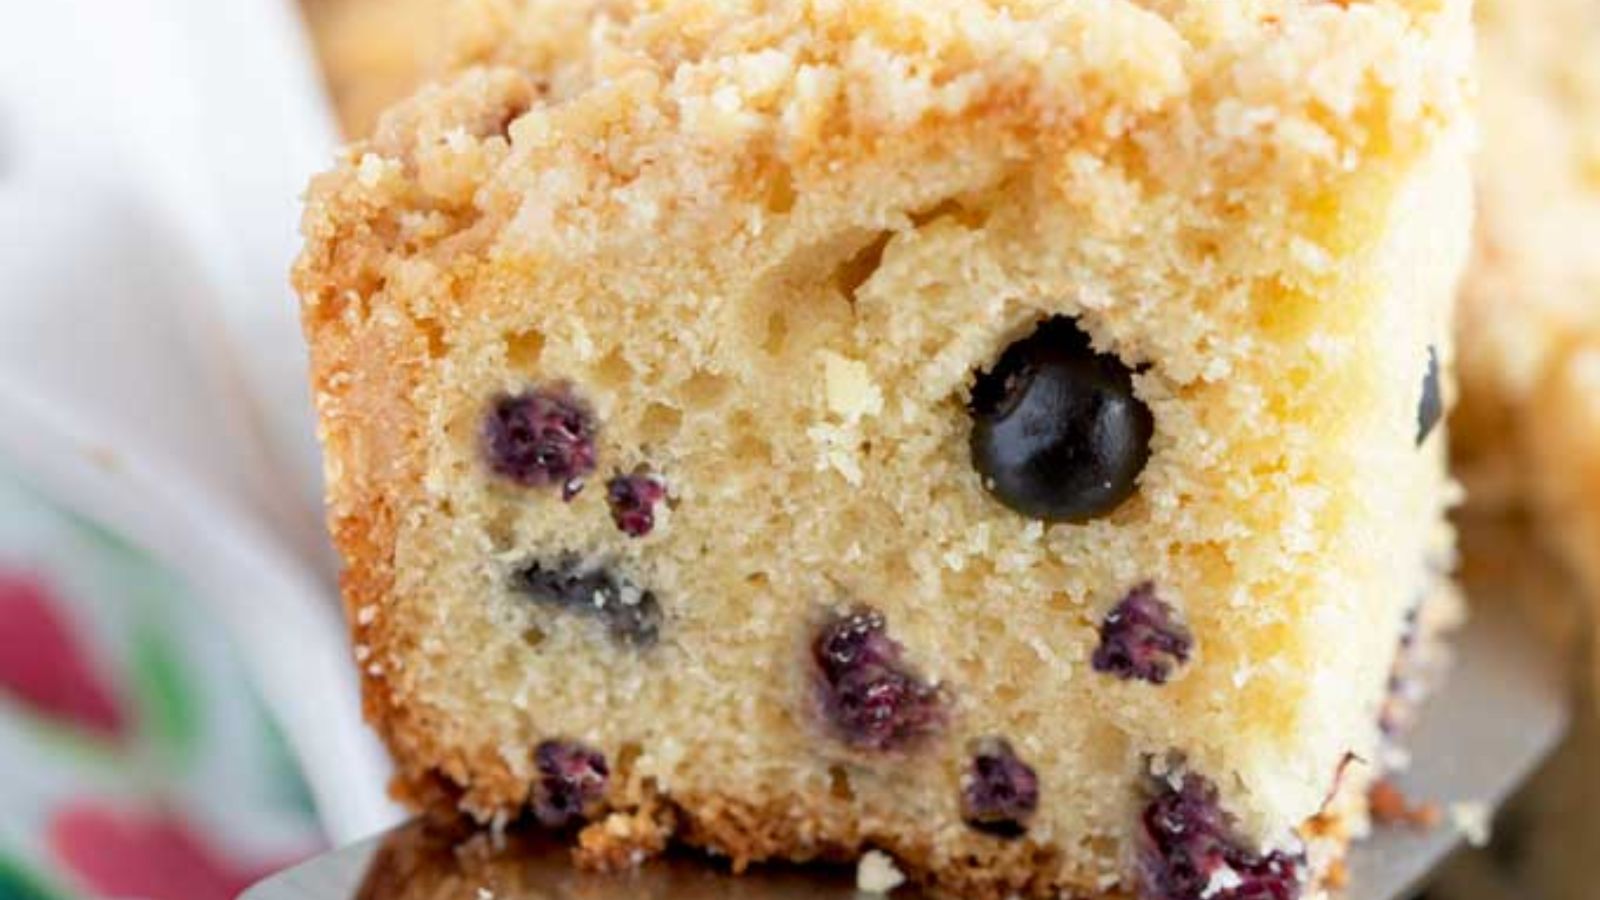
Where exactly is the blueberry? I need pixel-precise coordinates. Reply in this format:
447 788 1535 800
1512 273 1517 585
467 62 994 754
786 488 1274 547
1417 347 1441 446
607 471 667 538
512 555 661 647
815 608 900 674
961 737 1040 838
1139 774 1304 900
1092 583 1193 685
812 608 944 751
482 387 597 495
1380 603 1424 735
531 739 609 829
969 317 1153 522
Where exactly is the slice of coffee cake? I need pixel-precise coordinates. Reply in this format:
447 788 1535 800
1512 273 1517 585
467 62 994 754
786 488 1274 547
294 1 1473 895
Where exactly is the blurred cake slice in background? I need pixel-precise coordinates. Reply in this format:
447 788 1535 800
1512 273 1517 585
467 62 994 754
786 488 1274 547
1455 0 1600 506
299 0 497 136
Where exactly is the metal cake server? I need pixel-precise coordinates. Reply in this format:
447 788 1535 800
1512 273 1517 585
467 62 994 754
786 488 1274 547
242 603 1568 900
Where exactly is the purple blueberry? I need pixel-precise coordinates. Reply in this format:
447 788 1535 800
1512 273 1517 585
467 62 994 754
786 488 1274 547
969 316 1153 522
812 608 944 751
531 739 609 829
1139 774 1304 900
512 555 661 647
961 737 1040 838
815 608 901 674
1377 601 1428 736
482 387 597 496
1417 346 1441 446
607 471 667 538
1091 583 1193 684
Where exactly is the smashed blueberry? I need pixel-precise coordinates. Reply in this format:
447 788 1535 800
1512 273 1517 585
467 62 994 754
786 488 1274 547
1139 774 1304 900
961 737 1040 838
483 387 597 495
812 608 944 751
969 316 1153 523
1092 583 1193 684
1417 346 1442 446
607 471 667 538
1379 603 1424 735
512 555 661 647
531 739 609 829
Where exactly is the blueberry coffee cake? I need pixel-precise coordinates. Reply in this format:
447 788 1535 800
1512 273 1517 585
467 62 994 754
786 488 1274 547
293 1 1474 896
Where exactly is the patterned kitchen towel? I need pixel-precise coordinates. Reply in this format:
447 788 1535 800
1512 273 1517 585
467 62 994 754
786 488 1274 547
0 469 323 899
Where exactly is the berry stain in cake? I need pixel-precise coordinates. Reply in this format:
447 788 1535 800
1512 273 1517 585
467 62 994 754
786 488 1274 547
1092 583 1193 684
960 737 1040 838
512 555 661 646
531 739 609 829
812 608 944 751
1139 774 1304 900
483 387 597 496
606 471 667 537
969 316 1153 523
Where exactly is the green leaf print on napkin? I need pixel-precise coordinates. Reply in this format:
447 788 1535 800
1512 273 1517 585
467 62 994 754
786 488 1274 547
0 853 64 900
259 707 320 821
129 622 200 767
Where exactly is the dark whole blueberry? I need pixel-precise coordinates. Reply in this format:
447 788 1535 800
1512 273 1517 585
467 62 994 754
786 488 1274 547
961 737 1040 838
512 555 661 647
1091 583 1193 684
1139 774 1304 900
969 317 1154 523
531 739 609 829
1417 347 1442 446
811 608 944 751
482 387 597 495
606 471 667 538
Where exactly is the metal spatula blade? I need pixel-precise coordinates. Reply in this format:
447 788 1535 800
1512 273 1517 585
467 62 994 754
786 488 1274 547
242 604 1569 900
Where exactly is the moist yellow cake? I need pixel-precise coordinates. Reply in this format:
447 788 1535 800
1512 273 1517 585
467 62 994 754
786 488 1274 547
293 1 1473 896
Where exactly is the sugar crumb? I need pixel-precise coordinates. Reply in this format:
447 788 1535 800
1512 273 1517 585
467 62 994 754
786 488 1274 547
1368 780 1441 829
856 849 905 895
355 152 395 188
1449 801 1491 847
820 351 884 422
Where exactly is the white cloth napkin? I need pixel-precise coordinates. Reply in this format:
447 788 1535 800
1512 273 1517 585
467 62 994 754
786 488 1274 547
0 0 402 842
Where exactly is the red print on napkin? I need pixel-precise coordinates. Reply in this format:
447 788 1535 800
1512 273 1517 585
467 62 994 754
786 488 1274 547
0 569 127 739
48 802 285 900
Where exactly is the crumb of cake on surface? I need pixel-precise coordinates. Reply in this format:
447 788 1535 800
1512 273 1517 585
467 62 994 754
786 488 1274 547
857 849 907 895
1367 779 1443 830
